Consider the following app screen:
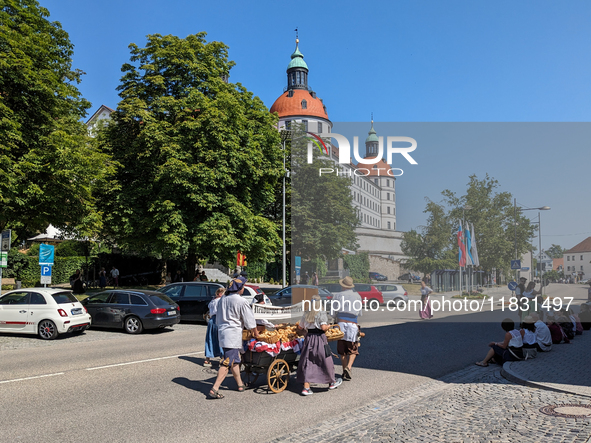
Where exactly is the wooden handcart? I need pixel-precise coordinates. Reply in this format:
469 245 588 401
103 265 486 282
241 347 299 393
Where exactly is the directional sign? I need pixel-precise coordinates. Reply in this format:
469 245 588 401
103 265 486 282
508 281 518 291
40 265 52 285
1 230 10 251
510 260 521 270
521 267 530 271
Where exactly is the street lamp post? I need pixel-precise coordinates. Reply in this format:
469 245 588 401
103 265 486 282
280 130 291 289
515 202 550 292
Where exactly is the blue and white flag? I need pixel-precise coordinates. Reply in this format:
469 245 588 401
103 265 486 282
471 223 479 267
464 225 474 266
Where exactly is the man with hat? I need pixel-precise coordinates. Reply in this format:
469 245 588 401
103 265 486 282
330 276 362 381
516 277 527 318
209 276 258 399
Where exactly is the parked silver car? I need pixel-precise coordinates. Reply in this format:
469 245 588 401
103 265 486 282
373 284 408 303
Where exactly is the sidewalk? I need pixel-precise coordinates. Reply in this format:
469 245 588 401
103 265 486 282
502 330 591 398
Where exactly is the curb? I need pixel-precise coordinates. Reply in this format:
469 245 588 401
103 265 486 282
500 365 591 398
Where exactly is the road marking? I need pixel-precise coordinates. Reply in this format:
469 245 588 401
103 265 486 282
0 372 65 384
85 351 205 371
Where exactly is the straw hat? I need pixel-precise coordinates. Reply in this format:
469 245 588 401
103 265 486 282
523 315 534 324
339 276 355 289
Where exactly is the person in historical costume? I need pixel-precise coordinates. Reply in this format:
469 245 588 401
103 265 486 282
204 287 225 366
209 277 258 399
297 295 342 395
419 281 433 320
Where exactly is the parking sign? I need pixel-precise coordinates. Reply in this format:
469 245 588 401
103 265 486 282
40 265 52 284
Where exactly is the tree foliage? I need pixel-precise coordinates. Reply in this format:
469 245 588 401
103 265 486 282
290 125 359 262
545 244 565 259
402 174 535 275
97 33 283 278
0 0 111 237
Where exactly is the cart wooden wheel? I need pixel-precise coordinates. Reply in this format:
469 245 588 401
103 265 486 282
267 358 289 393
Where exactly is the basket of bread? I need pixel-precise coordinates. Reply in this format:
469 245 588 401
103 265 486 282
325 324 345 341
275 323 305 342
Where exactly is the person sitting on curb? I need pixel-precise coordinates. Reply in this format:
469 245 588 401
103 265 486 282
530 313 552 352
546 315 571 344
476 318 523 367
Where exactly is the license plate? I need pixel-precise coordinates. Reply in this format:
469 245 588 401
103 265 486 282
71 308 83 315
167 311 176 316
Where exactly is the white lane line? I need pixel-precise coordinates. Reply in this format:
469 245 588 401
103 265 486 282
85 351 204 371
0 372 65 384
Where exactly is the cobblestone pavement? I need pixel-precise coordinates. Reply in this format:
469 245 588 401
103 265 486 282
272 365 591 443
503 332 591 398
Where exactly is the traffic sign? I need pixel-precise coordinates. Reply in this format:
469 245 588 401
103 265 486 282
1 230 11 251
510 260 521 270
508 281 518 291
40 265 52 285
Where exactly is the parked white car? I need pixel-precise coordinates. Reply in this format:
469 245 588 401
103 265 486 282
0 288 91 340
373 284 409 303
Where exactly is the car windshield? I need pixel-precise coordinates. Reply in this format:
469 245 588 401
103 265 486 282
52 292 78 304
149 294 175 306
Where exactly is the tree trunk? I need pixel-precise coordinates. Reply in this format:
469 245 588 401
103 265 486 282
186 251 197 282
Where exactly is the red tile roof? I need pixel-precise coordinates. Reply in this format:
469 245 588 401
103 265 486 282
566 237 591 253
270 89 329 120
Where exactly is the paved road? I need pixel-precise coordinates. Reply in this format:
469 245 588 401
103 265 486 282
0 284 587 442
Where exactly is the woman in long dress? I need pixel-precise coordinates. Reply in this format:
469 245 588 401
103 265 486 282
419 281 433 319
204 288 225 366
296 295 342 396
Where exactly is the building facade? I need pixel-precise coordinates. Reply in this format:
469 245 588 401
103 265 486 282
270 39 404 269
563 237 591 282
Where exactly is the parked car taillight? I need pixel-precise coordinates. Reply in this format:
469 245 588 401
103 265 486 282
176 306 180 312
151 308 167 314
83 306 88 313
57 309 68 317
404 292 408 296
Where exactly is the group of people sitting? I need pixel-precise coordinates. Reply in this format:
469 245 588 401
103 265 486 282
476 304 590 367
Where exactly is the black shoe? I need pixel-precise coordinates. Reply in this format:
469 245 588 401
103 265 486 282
343 368 352 380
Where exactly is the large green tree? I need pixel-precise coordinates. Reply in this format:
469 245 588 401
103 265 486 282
0 0 110 238
402 174 535 276
98 33 283 279
545 244 565 259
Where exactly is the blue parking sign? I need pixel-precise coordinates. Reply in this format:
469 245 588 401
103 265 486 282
41 265 52 277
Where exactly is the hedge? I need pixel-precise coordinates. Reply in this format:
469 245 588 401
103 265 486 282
5 249 88 287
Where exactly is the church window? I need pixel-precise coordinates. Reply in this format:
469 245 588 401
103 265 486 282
301 99 307 109
296 71 301 84
318 122 322 133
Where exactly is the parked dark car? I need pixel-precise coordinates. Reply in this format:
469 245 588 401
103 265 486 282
369 272 387 281
268 285 333 306
157 282 223 322
398 273 420 283
81 290 180 334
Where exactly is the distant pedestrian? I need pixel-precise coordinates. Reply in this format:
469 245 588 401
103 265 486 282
199 271 208 282
99 267 107 289
173 270 183 283
419 281 433 319
110 266 119 287
164 272 172 285
302 272 309 285
70 269 85 295
312 271 319 286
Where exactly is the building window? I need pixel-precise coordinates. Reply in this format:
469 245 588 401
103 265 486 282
387 193 390 200
581 266 584 271
301 99 307 109
285 120 291 130
388 222 391 229
318 122 322 133
296 71 301 84
567 256 570 261
302 120 308 131
387 179 390 187
581 255 584 260
393 207 396 216
393 222 396 230
387 207 390 214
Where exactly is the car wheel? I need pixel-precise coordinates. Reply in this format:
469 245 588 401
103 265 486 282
368 298 380 309
38 320 58 340
124 316 143 334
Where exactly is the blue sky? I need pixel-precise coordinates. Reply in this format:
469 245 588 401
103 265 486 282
41 0 591 252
